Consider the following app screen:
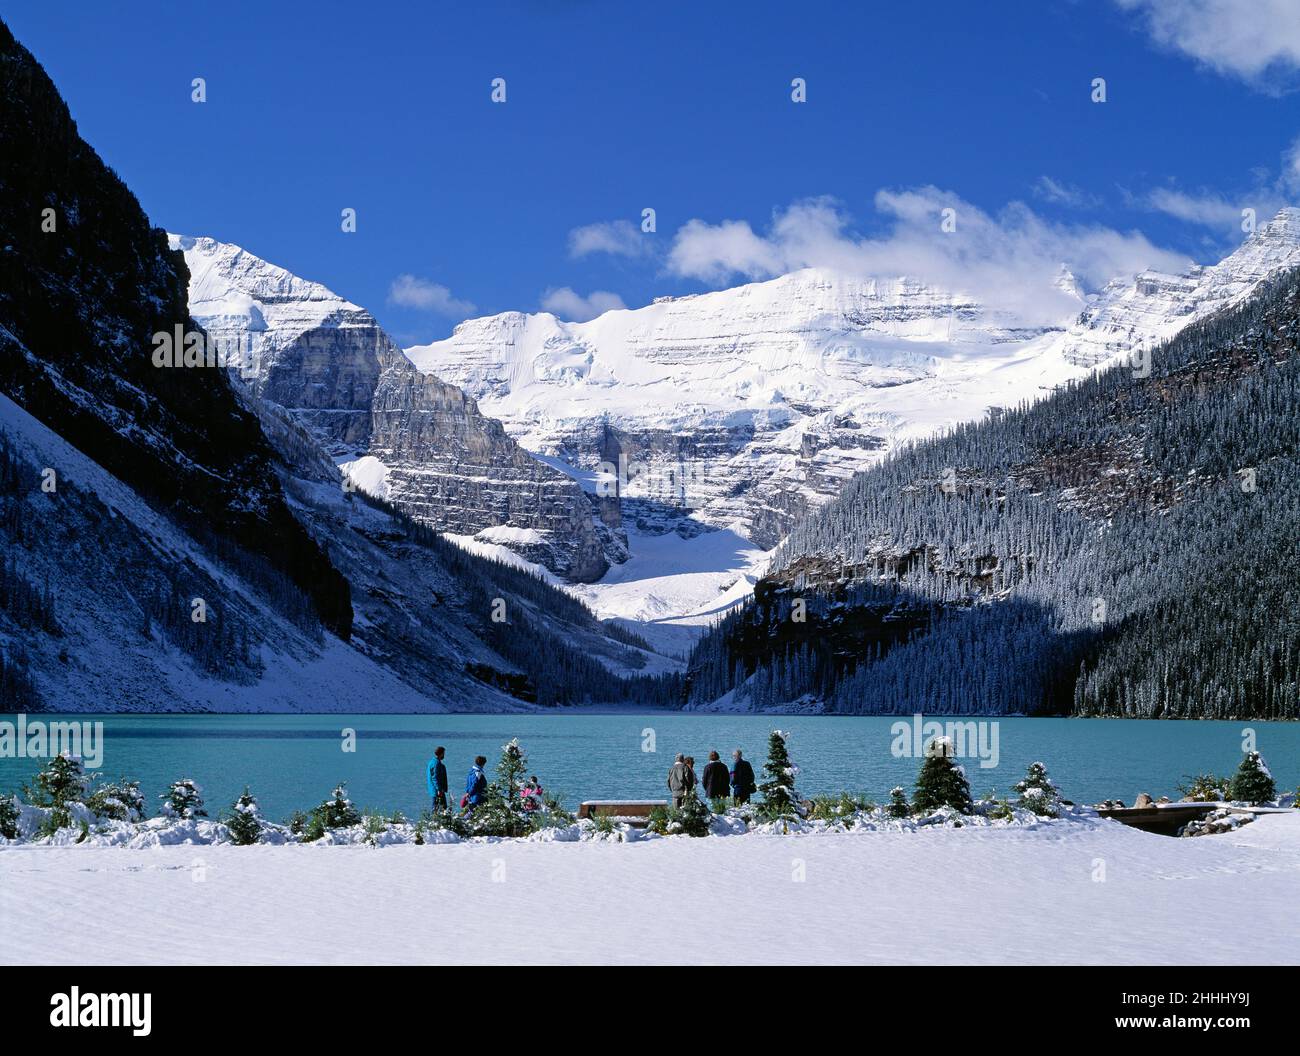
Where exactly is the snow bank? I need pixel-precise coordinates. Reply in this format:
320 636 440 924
4 811 1297 965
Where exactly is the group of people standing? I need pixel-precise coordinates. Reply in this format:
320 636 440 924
425 743 758 815
426 746 545 812
667 749 756 807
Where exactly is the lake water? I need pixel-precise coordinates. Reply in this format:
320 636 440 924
1 713 1296 821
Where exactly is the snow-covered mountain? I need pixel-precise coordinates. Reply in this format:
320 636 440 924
407 269 1081 551
0 21 668 712
404 214 1300 640
173 235 624 583
1059 208 1300 366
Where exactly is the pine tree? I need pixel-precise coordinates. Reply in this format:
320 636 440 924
1014 761 1061 817
495 738 528 809
87 779 144 821
29 752 88 809
887 785 911 819
226 787 262 846
912 737 972 814
674 790 713 837
312 783 361 829
160 778 206 819
758 730 801 819
0 794 19 839
466 739 534 837
1229 751 1276 805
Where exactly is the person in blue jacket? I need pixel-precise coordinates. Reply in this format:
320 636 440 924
427 745 448 810
464 755 488 809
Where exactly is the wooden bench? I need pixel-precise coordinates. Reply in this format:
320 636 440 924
577 800 666 828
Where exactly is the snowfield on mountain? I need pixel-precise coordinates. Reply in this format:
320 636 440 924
3 810 1297 965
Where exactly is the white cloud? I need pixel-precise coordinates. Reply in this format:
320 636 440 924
1033 176 1099 209
666 191 1191 322
1116 0 1300 87
1147 188 1250 228
387 275 475 316
540 286 627 321
568 220 651 258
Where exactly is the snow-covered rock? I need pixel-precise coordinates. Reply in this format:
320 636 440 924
173 235 623 582
1059 207 1300 366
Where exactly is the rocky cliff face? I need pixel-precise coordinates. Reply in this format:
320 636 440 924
173 236 623 582
0 22 352 637
407 268 1081 549
408 218 1300 554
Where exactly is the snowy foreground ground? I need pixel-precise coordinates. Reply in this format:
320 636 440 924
3 812 1298 965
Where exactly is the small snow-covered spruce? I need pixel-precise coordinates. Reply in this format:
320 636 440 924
1014 761 1061 818
758 729 802 820
887 786 911 819
495 738 528 808
647 791 712 837
87 779 144 821
160 778 206 819
912 737 972 815
28 752 88 810
675 790 713 837
225 788 261 846
1229 751 1276 805
311 783 361 830
0 794 19 839
466 740 534 837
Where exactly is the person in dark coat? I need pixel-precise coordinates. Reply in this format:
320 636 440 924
701 750 730 800
464 755 488 809
730 749 756 805
427 745 448 810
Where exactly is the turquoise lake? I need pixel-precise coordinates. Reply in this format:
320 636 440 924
1 713 1296 821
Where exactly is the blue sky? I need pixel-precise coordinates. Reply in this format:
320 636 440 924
7 0 1300 340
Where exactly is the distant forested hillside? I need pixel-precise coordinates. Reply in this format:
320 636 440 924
686 271 1300 719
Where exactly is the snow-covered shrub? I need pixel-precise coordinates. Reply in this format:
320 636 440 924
305 783 361 839
978 792 1015 821
913 737 972 814
0 794 18 839
159 778 206 819
225 788 262 846
757 729 802 820
808 792 870 825
87 779 144 821
1177 773 1230 802
886 786 911 819
646 792 712 837
1229 752 1275 805
1014 761 1061 818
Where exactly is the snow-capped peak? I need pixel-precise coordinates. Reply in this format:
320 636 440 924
1060 206 1300 366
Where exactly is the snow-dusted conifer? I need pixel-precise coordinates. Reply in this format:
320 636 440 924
226 788 262 845
1229 751 1276 805
887 785 911 818
758 729 801 819
160 778 206 819
314 783 361 828
912 737 972 814
31 752 88 808
1014 761 1061 817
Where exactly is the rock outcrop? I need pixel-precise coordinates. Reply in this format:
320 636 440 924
173 236 623 581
